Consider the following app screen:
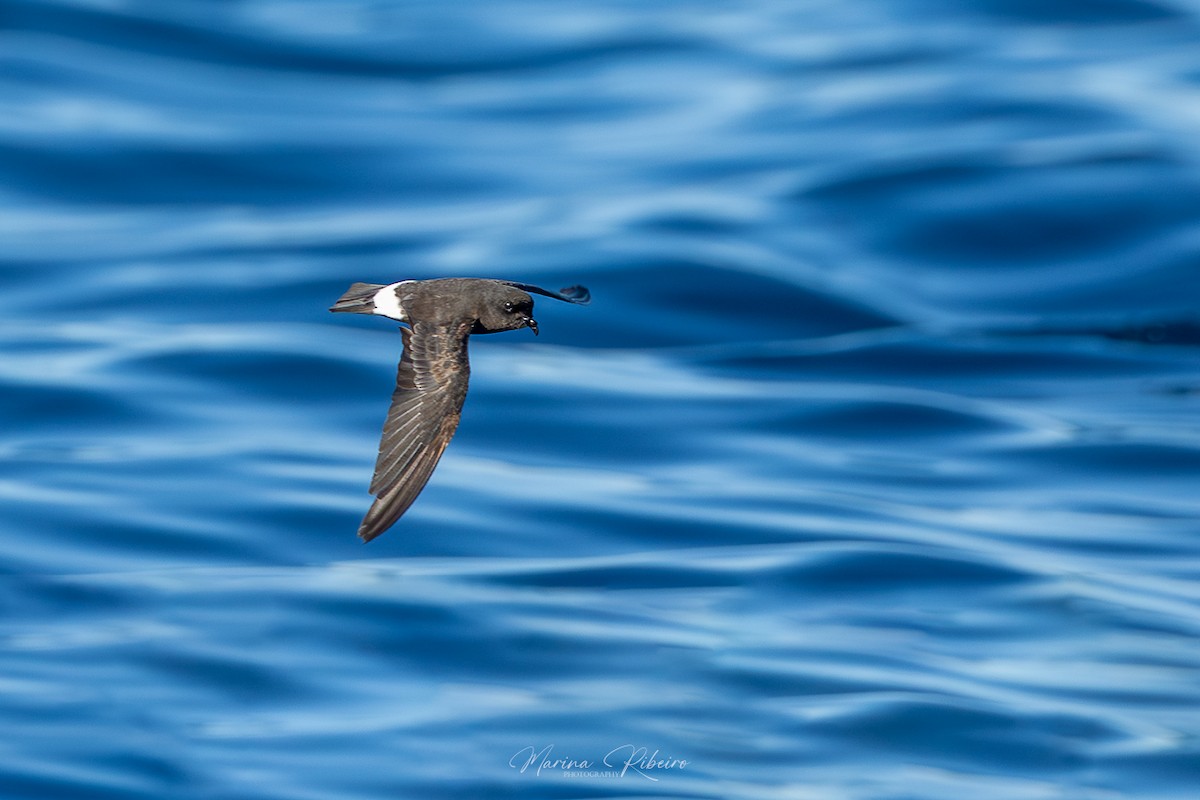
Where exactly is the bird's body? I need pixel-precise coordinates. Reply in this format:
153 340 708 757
330 277 589 541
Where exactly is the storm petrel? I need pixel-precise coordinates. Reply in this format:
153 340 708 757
330 277 590 542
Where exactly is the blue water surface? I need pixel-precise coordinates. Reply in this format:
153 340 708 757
2 0 1200 798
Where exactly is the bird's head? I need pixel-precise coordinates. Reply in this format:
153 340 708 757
473 285 538 335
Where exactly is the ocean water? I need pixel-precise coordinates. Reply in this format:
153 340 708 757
2 0 1200 797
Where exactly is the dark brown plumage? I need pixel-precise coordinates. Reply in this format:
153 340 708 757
330 277 589 541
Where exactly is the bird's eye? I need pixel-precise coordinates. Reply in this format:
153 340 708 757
503 302 516 313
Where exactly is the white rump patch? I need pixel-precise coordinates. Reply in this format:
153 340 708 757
372 281 411 321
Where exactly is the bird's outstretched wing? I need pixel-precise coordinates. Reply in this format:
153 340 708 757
357 321 472 541
499 281 591 305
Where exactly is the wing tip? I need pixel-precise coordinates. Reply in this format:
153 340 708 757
557 284 591 305
358 524 385 543
500 280 591 305
356 499 405 543
357 507 400 542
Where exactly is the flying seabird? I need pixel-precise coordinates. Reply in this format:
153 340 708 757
330 277 590 541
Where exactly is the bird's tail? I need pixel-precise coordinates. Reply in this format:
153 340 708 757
330 282 384 314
